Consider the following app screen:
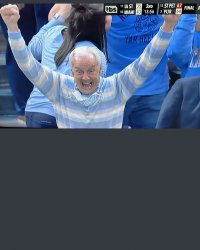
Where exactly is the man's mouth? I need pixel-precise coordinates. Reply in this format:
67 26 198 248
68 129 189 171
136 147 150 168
82 82 93 90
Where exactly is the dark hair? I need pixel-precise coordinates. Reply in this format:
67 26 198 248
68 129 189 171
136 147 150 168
54 3 109 67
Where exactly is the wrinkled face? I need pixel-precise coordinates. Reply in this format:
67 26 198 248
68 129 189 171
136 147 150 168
71 54 101 95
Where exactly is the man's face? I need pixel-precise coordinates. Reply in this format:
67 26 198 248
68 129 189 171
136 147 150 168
71 54 101 95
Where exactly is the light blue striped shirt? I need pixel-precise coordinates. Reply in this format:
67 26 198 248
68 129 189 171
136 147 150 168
8 28 172 128
26 18 107 116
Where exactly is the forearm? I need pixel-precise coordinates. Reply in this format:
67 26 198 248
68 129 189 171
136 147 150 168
48 4 71 21
7 22 19 32
129 27 172 89
116 27 172 102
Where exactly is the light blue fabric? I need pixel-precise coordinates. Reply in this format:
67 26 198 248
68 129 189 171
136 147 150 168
71 85 104 108
9 28 172 128
167 14 200 78
26 19 107 116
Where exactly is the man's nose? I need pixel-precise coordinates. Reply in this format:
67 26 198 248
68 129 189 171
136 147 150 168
82 72 90 80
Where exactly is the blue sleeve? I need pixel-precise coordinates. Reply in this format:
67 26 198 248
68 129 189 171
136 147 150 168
28 18 64 61
8 31 72 103
167 14 197 69
156 80 183 128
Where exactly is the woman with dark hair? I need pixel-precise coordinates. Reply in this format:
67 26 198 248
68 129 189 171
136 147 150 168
54 3 109 68
25 3 111 128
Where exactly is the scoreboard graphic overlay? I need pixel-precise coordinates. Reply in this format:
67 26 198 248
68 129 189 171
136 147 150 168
104 3 200 15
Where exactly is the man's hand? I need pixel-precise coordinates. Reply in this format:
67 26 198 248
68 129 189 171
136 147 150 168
48 4 71 21
0 4 20 32
162 15 180 32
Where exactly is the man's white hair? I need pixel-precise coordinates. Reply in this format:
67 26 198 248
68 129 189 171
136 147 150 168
69 46 102 68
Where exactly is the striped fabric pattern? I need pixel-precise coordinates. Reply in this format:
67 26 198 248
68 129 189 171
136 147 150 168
8 28 172 128
26 21 107 116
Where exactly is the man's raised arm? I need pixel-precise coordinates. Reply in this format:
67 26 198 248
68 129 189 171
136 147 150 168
0 4 69 103
116 15 180 102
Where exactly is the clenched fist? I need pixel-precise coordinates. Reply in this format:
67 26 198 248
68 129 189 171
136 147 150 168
0 4 20 32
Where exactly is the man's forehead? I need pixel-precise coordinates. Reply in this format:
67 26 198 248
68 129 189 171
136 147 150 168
72 54 99 67
73 52 97 61
70 46 101 69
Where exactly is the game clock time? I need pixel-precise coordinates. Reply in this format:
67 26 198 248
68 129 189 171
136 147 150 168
143 9 156 14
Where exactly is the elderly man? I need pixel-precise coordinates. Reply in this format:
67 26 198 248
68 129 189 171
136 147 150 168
0 4 179 128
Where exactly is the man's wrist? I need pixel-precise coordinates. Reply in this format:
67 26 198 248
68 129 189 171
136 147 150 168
53 12 65 25
161 23 174 32
8 25 19 33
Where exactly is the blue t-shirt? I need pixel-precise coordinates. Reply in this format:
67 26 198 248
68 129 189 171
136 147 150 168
106 15 169 95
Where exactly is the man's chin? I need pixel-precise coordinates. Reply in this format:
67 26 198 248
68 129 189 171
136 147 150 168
81 89 95 95
79 86 98 95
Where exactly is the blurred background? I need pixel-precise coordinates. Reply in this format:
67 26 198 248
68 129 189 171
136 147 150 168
0 26 26 127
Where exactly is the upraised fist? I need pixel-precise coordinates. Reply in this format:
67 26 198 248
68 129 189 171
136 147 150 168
0 4 20 32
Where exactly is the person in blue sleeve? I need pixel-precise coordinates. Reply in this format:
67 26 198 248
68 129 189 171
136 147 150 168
156 14 200 128
106 15 170 128
167 14 200 78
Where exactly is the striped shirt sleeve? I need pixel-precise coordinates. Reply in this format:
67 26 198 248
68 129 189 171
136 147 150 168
115 27 173 102
8 30 71 103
